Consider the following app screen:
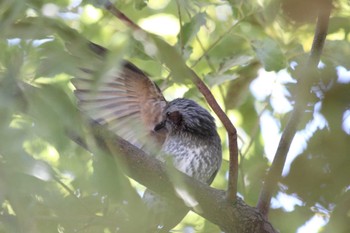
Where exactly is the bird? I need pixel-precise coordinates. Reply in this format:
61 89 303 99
72 42 222 232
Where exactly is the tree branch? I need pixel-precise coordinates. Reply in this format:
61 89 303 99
101 1 239 202
76 122 276 233
308 0 332 66
256 1 332 217
192 74 238 201
103 1 141 30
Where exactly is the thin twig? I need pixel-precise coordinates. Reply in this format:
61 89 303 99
308 2 332 66
195 34 216 71
182 7 216 71
53 176 77 197
256 1 332 217
191 22 239 68
192 73 238 201
104 1 141 30
190 11 257 69
102 1 239 202
175 0 184 52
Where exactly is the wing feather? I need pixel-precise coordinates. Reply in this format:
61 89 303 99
72 42 167 150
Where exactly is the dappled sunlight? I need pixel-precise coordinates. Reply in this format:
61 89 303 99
1 0 349 232
148 0 171 10
337 66 350 84
139 14 180 39
297 215 327 233
271 192 303 212
81 4 103 24
24 139 60 166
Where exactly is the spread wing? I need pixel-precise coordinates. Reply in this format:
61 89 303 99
72 42 167 149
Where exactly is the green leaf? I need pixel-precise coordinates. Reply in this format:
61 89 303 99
204 73 238 87
225 62 259 109
323 40 350 69
328 16 350 36
3 18 55 39
180 12 206 47
252 38 286 71
151 35 193 84
36 40 76 77
23 83 82 150
261 0 281 25
218 55 253 74
134 0 147 10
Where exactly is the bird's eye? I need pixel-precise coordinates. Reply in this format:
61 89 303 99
166 112 170 117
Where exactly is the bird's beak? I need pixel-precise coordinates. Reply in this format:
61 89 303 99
154 120 165 131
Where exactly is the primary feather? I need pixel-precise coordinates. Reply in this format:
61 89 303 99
72 43 167 149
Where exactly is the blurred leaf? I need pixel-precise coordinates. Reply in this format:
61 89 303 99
134 0 147 10
328 16 350 37
322 83 350 131
241 145 269 205
284 128 350 206
260 0 281 25
323 40 350 69
281 0 320 24
152 35 193 84
0 0 27 34
204 73 238 87
208 34 250 63
285 82 350 206
23 83 82 150
130 59 163 78
179 12 206 48
252 38 286 71
225 61 260 109
5 16 86 44
91 151 128 201
270 206 314 233
284 83 350 204
218 55 253 74
3 19 54 40
36 40 76 77
323 191 350 233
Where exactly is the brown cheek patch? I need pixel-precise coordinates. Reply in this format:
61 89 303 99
168 111 182 126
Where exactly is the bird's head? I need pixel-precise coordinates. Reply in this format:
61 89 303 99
154 98 217 137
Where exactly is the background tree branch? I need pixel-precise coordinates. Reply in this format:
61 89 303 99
256 0 332 217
